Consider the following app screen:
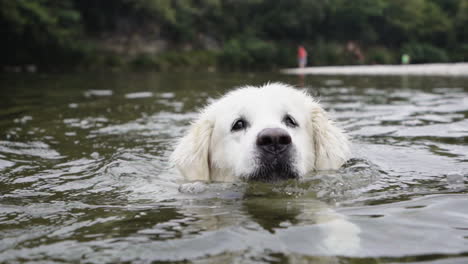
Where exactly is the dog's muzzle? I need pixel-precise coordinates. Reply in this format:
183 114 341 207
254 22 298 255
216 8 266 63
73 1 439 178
247 128 298 181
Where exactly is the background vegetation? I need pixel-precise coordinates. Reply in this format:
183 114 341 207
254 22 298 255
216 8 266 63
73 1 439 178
2 0 468 71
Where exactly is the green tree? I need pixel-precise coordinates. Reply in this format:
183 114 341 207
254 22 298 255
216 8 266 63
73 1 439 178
455 0 468 42
1 0 81 66
382 0 451 46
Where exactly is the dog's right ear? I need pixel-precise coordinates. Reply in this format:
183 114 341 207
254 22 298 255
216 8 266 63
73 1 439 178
170 116 213 181
309 103 350 170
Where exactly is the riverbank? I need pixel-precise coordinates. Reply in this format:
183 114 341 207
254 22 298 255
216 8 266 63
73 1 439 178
281 63 468 76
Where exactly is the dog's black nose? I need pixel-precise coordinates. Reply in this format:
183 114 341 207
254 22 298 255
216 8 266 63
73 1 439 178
256 128 292 154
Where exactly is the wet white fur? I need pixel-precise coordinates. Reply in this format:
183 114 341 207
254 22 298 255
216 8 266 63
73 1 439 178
171 83 350 182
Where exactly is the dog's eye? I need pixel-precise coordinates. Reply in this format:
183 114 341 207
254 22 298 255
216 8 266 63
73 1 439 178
231 119 248 132
284 115 298 128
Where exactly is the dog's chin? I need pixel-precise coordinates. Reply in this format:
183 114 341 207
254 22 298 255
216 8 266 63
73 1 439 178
243 156 299 182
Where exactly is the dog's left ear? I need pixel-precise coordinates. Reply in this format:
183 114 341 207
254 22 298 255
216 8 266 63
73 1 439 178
310 103 350 170
170 116 213 181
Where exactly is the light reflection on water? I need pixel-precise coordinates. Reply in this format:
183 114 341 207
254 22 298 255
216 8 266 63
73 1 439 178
0 73 467 263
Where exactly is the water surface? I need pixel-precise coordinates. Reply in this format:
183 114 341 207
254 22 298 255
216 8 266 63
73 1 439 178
1 72 467 263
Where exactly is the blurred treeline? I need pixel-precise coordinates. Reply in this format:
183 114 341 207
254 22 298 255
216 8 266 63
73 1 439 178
2 0 468 71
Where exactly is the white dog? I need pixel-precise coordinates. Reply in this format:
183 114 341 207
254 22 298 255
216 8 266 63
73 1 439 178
171 83 350 182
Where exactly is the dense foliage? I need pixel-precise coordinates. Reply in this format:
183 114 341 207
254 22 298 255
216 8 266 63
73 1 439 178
2 0 467 71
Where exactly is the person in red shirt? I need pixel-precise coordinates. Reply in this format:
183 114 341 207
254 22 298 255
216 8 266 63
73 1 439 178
297 45 308 68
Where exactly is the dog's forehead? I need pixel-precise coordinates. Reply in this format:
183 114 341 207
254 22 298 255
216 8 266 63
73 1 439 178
216 85 309 116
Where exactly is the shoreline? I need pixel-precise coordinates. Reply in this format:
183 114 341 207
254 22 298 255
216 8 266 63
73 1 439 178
281 63 468 76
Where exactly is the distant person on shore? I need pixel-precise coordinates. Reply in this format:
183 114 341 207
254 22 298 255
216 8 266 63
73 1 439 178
346 41 365 64
297 45 308 68
401 54 411 64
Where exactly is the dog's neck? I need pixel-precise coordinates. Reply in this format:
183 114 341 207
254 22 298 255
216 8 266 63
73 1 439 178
209 166 237 182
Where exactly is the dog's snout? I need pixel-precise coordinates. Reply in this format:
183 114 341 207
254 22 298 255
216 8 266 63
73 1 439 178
256 128 292 154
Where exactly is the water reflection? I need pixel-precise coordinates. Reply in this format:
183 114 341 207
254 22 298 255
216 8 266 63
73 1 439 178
243 197 303 231
168 192 361 260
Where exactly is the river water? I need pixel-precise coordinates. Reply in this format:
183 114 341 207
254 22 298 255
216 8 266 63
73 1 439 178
1 72 467 263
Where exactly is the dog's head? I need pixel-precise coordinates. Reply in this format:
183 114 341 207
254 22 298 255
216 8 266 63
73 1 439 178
171 83 350 182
